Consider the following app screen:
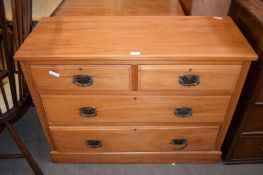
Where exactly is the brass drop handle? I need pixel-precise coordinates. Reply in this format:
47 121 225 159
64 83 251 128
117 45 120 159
170 138 188 150
79 107 97 117
174 107 192 117
179 74 200 87
86 140 102 148
73 74 93 87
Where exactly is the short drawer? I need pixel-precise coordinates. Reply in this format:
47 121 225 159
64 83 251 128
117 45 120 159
42 95 230 124
50 126 219 152
138 65 242 91
232 134 263 159
30 65 131 91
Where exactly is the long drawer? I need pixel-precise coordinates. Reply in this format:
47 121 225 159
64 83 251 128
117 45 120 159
138 65 242 91
232 134 263 159
42 95 231 124
30 65 131 91
50 126 220 152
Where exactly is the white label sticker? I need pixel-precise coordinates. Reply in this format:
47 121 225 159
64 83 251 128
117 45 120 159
130 51 141 56
213 16 223 20
48 70 60 77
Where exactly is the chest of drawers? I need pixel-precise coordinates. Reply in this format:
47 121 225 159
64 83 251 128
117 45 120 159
223 0 263 163
15 16 257 163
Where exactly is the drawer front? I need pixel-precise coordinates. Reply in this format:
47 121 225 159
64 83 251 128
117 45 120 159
257 83 263 103
50 126 219 152
42 95 230 124
255 72 263 103
243 105 263 132
30 65 131 91
232 135 263 159
138 65 241 91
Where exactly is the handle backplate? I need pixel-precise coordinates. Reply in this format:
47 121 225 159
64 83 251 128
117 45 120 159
170 138 188 150
79 107 97 117
73 74 93 87
179 74 200 87
174 107 192 117
86 140 102 148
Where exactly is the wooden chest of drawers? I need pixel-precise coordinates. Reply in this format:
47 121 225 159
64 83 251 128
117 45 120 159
222 0 263 164
15 16 257 163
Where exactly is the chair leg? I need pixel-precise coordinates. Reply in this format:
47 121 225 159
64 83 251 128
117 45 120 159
0 153 24 159
4 122 43 175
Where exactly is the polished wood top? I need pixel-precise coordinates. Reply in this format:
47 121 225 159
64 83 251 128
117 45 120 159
15 16 257 61
4 0 63 21
52 0 185 16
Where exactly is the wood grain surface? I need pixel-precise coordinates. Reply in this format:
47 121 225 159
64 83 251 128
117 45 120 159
50 151 221 163
30 65 131 91
14 16 257 61
52 0 185 16
138 65 242 91
50 126 219 152
42 95 230 124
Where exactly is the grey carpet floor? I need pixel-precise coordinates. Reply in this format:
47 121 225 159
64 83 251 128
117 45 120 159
0 107 263 175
